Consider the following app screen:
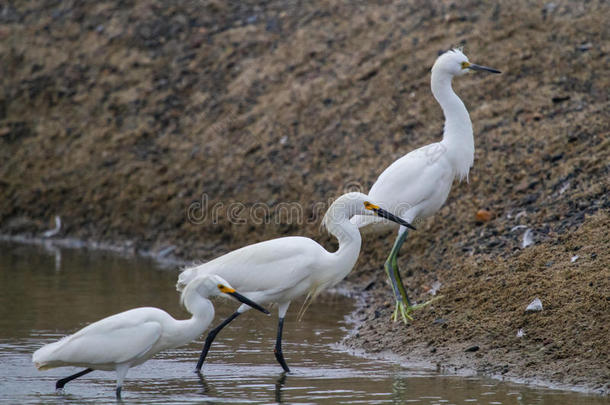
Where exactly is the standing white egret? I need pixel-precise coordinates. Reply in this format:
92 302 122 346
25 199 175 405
32 274 269 397
351 49 500 322
176 192 415 373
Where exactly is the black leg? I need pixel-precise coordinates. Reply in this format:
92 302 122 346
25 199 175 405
195 371 214 395
196 311 241 371
115 385 122 398
56 368 93 390
274 372 287 403
273 317 290 372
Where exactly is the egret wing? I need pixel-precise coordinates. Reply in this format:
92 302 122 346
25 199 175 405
38 312 162 367
178 236 322 295
369 143 453 211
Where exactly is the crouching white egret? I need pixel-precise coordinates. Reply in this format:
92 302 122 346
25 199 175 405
32 274 269 397
176 192 415 373
351 49 500 323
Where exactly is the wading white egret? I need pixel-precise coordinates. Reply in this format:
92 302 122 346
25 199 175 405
351 49 500 322
32 275 269 397
176 192 415 372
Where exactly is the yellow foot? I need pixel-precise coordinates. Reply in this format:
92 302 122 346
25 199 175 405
391 301 413 323
391 295 444 323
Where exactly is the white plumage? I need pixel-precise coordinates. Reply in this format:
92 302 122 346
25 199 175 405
351 49 500 322
177 192 415 372
32 274 268 397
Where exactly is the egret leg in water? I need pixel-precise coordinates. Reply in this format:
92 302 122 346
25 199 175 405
176 192 415 372
196 311 291 372
385 229 440 322
273 317 290 372
196 311 241 371
33 275 268 397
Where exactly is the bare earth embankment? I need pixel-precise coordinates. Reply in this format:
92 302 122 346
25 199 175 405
1 0 608 394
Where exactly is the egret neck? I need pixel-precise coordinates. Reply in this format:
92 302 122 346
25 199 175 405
323 204 363 284
431 69 474 181
177 285 216 345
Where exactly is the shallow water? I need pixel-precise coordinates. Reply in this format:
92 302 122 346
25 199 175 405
0 242 606 404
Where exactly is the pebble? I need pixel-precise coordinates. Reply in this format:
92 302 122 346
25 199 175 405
525 298 543 312
475 209 492 222
465 345 480 352
522 228 534 248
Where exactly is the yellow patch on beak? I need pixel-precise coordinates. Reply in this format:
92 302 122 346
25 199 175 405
218 284 235 293
461 61 470 69
364 201 379 211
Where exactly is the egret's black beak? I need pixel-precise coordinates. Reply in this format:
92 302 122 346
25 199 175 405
225 290 270 315
467 63 501 74
374 207 417 231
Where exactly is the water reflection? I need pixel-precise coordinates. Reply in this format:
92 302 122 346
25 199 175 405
0 242 606 404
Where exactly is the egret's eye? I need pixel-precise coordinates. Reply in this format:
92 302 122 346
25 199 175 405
217 284 224 289
461 61 470 69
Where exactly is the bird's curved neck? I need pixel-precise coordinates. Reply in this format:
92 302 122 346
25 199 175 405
325 212 362 280
175 294 215 345
431 70 474 180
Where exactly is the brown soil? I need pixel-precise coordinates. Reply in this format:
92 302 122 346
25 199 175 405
345 211 609 393
1 0 608 394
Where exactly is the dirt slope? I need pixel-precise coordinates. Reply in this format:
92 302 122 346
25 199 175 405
1 0 608 393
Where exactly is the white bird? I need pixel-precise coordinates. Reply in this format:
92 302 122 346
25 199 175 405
351 49 500 322
32 274 269 397
176 192 415 373
42 215 61 238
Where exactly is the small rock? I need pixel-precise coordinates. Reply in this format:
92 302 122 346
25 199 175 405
552 95 570 103
570 255 579 263
522 228 534 248
542 2 557 14
526 298 543 312
430 347 437 353
433 318 447 325
516 328 525 337
475 209 492 222
577 42 592 52
465 345 480 352
428 281 442 296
